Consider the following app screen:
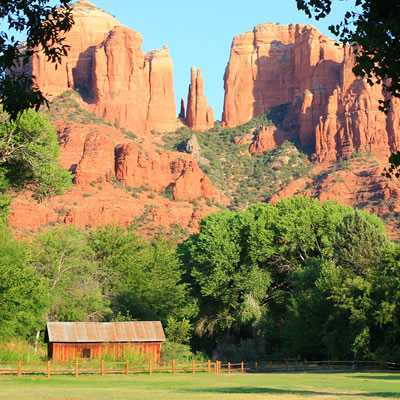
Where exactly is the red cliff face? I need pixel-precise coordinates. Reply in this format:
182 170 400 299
223 23 400 161
185 67 214 131
8 119 229 235
114 142 227 204
21 0 176 135
248 126 286 154
314 46 400 162
23 0 122 99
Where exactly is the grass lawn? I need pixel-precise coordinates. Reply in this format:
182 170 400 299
0 372 399 400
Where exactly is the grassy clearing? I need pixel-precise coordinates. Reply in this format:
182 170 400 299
0 372 399 400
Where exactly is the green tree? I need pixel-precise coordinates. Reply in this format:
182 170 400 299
0 225 48 340
370 246 400 361
180 208 273 344
165 316 192 344
0 0 73 120
0 109 72 215
89 225 195 324
333 210 390 274
88 224 147 296
181 197 393 359
284 210 391 360
31 225 109 322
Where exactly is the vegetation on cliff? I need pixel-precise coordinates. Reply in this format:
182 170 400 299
163 108 311 209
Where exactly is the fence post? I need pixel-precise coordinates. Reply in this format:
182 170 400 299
269 361 272 372
328 360 331 370
215 361 218 374
47 360 51 378
305 360 308 372
228 362 231 375
126 360 129 376
149 360 152 376
192 359 195 375
380 361 384 370
255 361 258 372
101 360 104 376
18 360 22 377
75 360 79 377
285 360 288 372
241 361 244 373
172 360 175 375
208 360 211 374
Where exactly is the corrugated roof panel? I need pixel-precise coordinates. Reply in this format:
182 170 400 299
46 322 166 343
135 322 145 341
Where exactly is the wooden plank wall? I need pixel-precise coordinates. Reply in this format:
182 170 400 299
50 342 162 362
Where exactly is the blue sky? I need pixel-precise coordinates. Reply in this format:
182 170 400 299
4 0 357 119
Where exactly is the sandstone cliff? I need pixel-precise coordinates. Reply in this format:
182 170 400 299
9 115 228 236
223 23 400 162
185 67 215 131
20 0 176 134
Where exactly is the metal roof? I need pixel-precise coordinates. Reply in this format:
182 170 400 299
46 321 166 343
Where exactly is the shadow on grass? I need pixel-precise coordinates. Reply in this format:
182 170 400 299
184 386 400 398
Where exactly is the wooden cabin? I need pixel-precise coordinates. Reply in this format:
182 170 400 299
46 321 166 362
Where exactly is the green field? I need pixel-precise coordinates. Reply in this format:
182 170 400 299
0 372 399 400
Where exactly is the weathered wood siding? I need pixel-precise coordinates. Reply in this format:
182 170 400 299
50 342 162 363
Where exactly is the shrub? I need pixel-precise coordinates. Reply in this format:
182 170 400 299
161 341 194 362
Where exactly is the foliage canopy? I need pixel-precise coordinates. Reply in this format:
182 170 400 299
0 109 72 217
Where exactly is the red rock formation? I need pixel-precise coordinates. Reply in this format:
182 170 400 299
248 126 295 154
114 143 228 204
8 120 229 235
91 26 148 133
179 98 186 119
144 45 177 133
20 0 176 135
74 131 116 185
21 0 121 99
186 67 214 131
222 23 400 161
92 30 176 134
170 159 224 202
315 46 399 162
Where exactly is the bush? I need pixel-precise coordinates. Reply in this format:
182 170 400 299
161 341 194 362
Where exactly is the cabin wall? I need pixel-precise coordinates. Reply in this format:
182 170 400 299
50 342 162 363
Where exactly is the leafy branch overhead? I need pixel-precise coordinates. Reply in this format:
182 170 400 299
296 0 400 113
0 0 74 120
383 151 400 179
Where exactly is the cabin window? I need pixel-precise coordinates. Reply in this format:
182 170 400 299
82 348 91 358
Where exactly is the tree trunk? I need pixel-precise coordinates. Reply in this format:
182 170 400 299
34 330 41 353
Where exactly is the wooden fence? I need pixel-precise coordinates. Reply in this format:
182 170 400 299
0 359 399 377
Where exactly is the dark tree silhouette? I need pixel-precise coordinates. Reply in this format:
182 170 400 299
0 0 74 120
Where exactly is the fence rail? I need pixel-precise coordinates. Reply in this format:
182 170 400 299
0 359 399 377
